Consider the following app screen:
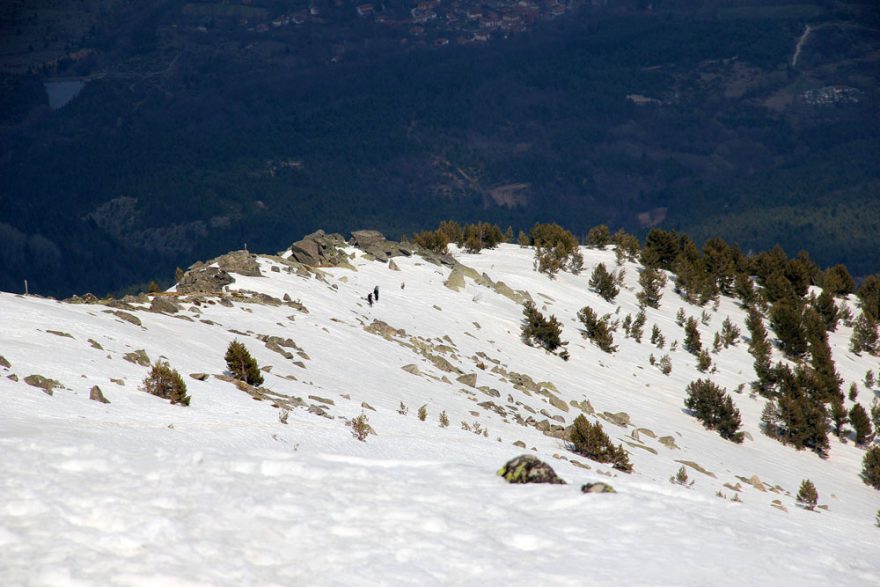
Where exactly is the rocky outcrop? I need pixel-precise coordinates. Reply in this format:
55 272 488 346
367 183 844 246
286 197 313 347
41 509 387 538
149 296 180 314
24 374 60 395
123 349 151 367
498 455 566 485
288 230 349 267
177 266 235 294
215 250 262 277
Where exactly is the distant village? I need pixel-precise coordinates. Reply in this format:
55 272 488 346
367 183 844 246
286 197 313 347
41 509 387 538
238 0 573 47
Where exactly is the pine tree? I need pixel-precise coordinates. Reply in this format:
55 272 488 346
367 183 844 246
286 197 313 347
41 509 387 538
721 317 740 348
630 309 646 343
531 223 583 277
612 229 640 261
641 228 680 271
770 298 807 358
850 403 873 446
658 354 672 375
870 398 880 432
437 220 463 245
774 365 830 455
861 446 880 490
589 263 619 302
521 302 566 354
850 312 879 355
761 399 780 438
866 370 877 389
577 306 617 353
830 396 848 439
684 379 744 443
517 230 530 247
696 349 712 372
683 317 702 355
823 264 855 296
651 324 665 348
637 266 666 309
225 339 264 386
796 479 818 511
812 290 839 331
804 308 841 404
734 273 757 307
585 224 611 248
569 415 632 472
143 361 190 406
702 237 737 296
857 275 880 321
412 230 449 253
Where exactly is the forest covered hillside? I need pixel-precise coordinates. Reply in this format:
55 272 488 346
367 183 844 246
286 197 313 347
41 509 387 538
1 0 878 296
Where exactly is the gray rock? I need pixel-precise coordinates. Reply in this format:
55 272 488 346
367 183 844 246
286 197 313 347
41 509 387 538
498 455 566 485
581 482 616 494
350 230 386 249
388 259 401 271
0 355 10 369
444 266 466 291
89 385 110 404
189 373 209 381
456 373 477 387
149 296 180 314
24 374 60 395
215 250 262 277
123 350 151 367
288 230 349 267
177 266 235 294
105 310 142 327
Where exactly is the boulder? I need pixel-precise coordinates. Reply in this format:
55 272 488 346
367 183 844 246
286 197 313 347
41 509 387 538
24 374 60 395
288 230 349 267
112 310 142 326
123 349 151 367
497 455 566 485
581 482 616 494
149 296 180 314
216 250 262 277
177 266 235 294
350 230 386 249
456 373 477 387
89 385 110 404
0 355 10 369
444 266 466 291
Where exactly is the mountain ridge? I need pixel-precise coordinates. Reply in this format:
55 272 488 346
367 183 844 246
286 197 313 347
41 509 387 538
1 232 878 584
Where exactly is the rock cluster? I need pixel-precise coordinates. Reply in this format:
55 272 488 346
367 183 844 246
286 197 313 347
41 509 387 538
288 230 349 267
497 454 566 485
177 266 235 294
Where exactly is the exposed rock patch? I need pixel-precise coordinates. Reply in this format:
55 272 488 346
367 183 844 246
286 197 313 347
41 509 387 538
498 455 566 485
581 482 616 494
177 266 235 294
123 350 151 367
149 296 180 314
215 250 262 277
89 385 110 404
24 374 60 395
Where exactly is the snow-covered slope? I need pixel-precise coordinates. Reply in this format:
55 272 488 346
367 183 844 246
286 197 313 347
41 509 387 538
1 243 878 586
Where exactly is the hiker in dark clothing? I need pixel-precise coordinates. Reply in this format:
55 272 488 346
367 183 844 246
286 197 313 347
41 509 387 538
374 286 380 302
367 292 373 307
